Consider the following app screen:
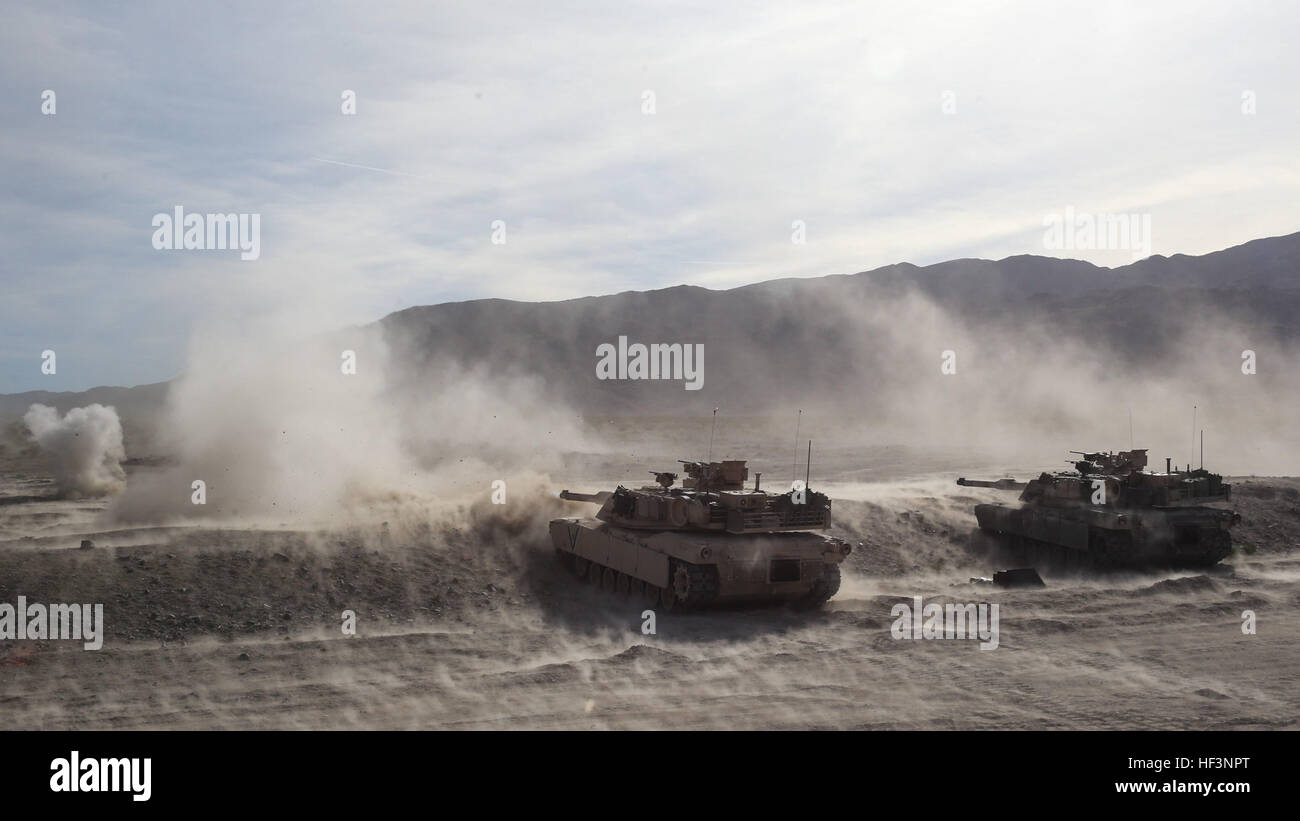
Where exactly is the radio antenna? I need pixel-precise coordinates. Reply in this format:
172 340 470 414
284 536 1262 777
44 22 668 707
707 406 718 464
805 439 812 489
792 409 802 485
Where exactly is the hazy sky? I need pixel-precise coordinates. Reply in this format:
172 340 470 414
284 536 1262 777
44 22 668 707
3 0 1298 393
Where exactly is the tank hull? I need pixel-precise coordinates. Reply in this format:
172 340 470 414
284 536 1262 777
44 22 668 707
549 517 848 608
972 502 1235 567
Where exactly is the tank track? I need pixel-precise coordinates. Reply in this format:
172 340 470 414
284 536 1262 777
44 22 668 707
1089 529 1134 566
999 531 1123 570
976 527 1231 570
1169 529 1233 567
557 550 718 610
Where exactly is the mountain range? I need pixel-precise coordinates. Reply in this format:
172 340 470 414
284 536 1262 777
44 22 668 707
4 231 1298 443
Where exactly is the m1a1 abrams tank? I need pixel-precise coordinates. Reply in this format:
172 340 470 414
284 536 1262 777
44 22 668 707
550 459 853 610
957 449 1240 568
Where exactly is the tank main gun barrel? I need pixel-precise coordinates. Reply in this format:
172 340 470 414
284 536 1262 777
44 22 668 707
559 490 612 504
956 477 1028 490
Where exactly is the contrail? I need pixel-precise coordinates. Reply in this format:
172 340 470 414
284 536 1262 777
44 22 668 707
309 157 435 181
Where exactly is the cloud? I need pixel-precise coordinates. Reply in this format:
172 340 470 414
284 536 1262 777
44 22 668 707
1 0 1298 392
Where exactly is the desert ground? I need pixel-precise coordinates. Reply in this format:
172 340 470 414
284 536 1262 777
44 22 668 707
1 423 1297 730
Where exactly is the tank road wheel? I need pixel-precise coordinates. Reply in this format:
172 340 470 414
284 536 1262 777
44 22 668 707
616 572 632 596
572 556 590 579
798 564 842 609
601 567 617 592
586 560 603 585
663 562 718 610
671 564 692 604
658 584 679 612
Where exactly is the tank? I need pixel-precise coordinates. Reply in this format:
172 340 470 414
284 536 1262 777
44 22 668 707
549 459 853 609
957 449 1240 568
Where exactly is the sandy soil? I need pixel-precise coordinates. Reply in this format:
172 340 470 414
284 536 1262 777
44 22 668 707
1 441 1297 730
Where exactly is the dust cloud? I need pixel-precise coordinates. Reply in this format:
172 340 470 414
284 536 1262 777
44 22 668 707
23 403 127 498
738 285 1300 476
109 320 589 526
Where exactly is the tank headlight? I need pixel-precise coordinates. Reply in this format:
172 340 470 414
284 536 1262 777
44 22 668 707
699 546 712 560
841 542 853 555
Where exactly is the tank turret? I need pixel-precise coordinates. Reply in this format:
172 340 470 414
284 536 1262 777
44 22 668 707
561 459 830 534
958 449 1239 567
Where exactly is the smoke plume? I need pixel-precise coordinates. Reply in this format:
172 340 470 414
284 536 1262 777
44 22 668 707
23 403 127 498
